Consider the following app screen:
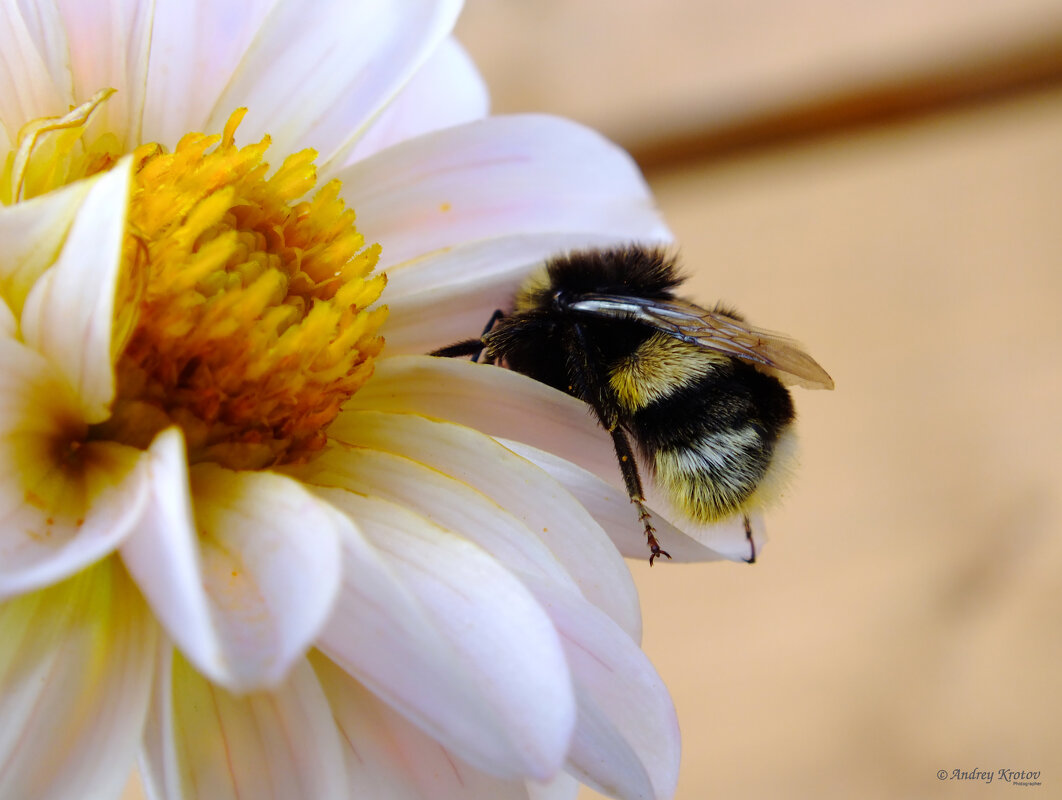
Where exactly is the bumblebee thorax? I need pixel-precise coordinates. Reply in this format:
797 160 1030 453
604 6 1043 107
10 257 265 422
513 266 554 313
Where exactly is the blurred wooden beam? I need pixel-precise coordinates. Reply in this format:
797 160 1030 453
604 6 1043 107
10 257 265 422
630 30 1062 172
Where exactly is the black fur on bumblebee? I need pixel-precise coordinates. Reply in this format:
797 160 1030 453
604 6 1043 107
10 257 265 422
431 245 834 564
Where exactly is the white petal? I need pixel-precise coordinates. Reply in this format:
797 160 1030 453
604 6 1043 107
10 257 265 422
382 232 664 355
120 428 229 681
52 0 153 145
139 0 277 147
340 114 669 271
0 176 95 315
313 491 575 780
500 439 735 563
326 409 642 641
0 2 69 131
312 652 543 800
186 463 344 689
524 579 680 800
21 156 133 423
139 639 181 800
528 773 582 800
0 296 13 337
354 356 761 561
141 648 347 800
122 429 343 691
0 559 157 800
346 37 489 165
291 441 578 591
207 0 463 169
0 338 149 599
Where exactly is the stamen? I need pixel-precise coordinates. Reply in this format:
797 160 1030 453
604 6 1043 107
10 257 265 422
95 109 386 469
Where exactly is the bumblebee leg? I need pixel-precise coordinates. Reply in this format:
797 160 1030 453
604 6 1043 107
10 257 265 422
430 309 507 362
610 427 672 566
479 308 505 338
743 514 756 564
476 308 506 364
430 338 484 358
567 322 671 565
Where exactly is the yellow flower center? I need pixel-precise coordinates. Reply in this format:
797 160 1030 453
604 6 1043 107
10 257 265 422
10 94 387 470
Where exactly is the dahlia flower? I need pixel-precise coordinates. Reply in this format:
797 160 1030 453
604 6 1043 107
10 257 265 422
0 2 759 799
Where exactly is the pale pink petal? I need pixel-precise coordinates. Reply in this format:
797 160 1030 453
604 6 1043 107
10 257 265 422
346 37 489 165
0 177 95 315
326 409 641 641
311 651 547 800
342 114 669 271
524 579 680 800
185 463 343 690
141 648 347 800
291 441 579 592
0 338 149 599
522 770 581 797
207 0 463 170
528 773 582 800
139 639 181 800
122 429 344 691
499 439 740 563
381 233 661 355
313 490 575 780
0 559 157 800
53 0 153 145
353 356 763 561
21 156 132 423
0 2 69 136
139 0 278 147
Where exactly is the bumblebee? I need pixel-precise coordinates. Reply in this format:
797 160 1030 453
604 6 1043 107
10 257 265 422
432 246 834 564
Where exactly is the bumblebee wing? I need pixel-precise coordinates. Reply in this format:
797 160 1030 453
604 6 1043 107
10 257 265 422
569 294 835 390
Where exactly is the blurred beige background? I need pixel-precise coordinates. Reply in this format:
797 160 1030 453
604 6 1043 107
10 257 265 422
457 1 1062 798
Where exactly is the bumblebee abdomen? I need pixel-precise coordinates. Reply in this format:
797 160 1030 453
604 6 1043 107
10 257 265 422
619 339 797 522
652 427 775 521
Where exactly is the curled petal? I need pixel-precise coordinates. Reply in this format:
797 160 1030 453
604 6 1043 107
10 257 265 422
314 491 575 780
0 178 95 315
326 408 641 640
141 648 347 800
0 338 148 599
186 463 343 689
0 559 157 800
21 157 133 423
122 430 343 691
353 356 761 561
120 428 220 681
